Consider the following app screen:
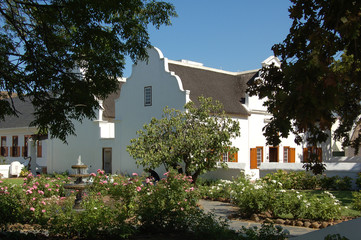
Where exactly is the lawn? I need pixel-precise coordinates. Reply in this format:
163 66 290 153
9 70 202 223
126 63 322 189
1 178 24 185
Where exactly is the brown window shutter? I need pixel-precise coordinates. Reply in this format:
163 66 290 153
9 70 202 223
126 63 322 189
4 147 8 157
16 146 20 157
10 147 13 157
229 151 238 162
289 148 296 163
37 142 42 158
250 148 257 169
317 148 322 162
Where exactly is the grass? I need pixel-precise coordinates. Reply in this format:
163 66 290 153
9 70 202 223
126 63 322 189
1 178 24 185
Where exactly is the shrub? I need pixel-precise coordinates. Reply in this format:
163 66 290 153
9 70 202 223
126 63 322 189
230 176 280 217
0 182 24 230
238 223 289 240
352 190 361 211
356 173 361 190
263 170 319 190
136 170 200 232
48 194 134 239
198 179 232 200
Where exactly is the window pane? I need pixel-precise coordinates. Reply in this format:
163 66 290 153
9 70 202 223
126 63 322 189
144 86 152 106
256 148 262 166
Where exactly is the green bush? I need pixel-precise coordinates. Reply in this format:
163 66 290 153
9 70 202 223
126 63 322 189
238 223 289 240
352 190 361 211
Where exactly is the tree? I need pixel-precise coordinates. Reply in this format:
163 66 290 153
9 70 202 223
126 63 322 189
247 1 361 165
0 0 176 141
127 97 240 182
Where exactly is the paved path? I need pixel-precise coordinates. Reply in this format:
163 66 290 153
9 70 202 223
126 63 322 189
198 199 316 238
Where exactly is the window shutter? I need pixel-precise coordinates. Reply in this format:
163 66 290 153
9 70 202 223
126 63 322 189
317 148 322 162
289 148 295 163
250 148 257 169
229 151 238 162
37 142 42 158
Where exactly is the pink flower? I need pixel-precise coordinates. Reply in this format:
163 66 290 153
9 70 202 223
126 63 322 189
132 173 138 176
60 197 66 200
48 188 52 191
102 180 108 184
184 199 187 202
181 207 184 211
145 178 150 184
190 187 194 191
90 173 96 177
45 184 49 188
41 201 46 205
136 186 142 192
32 197 36 201
26 190 33 194
30 207 35 212
97 192 101 196
163 172 169 176
35 182 39 185
0 180 2 183
42 209 46 213
113 182 118 186
38 190 44 195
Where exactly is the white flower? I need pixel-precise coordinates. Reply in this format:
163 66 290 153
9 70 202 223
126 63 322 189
280 189 286 193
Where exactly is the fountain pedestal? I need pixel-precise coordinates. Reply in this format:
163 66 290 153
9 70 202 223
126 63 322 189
64 160 89 211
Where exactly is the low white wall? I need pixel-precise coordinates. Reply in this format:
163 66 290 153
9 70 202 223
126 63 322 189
0 165 10 178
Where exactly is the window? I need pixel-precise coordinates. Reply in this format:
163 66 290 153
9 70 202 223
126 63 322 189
1 136 7 157
11 136 19 157
256 147 263 166
220 150 238 163
283 147 295 163
284 147 289 163
37 140 42 158
303 146 322 163
144 86 152 106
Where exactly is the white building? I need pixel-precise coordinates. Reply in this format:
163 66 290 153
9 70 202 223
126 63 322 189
0 96 47 176
2 47 356 180
46 47 308 179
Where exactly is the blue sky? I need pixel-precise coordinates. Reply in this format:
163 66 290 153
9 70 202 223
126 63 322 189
124 0 293 77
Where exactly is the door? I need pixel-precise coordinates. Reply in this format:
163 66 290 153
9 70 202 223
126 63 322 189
102 148 112 174
269 147 278 162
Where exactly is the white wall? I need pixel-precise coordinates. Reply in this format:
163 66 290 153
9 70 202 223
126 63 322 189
47 109 116 175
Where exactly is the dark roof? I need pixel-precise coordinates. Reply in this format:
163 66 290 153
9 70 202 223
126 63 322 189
168 62 258 116
0 97 35 129
102 81 124 119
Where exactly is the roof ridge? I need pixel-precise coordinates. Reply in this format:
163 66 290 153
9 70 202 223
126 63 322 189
168 59 259 76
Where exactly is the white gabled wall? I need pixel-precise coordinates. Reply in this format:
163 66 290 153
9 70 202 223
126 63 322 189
114 47 189 175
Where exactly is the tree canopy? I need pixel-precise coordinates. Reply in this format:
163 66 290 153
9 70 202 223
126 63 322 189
127 97 240 182
0 0 176 141
248 0 361 152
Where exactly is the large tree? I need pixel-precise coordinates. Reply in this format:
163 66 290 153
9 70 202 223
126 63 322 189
0 0 176 141
127 97 240 182
248 1 361 154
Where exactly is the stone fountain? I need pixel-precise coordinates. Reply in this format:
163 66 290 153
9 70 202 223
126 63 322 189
64 156 89 211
